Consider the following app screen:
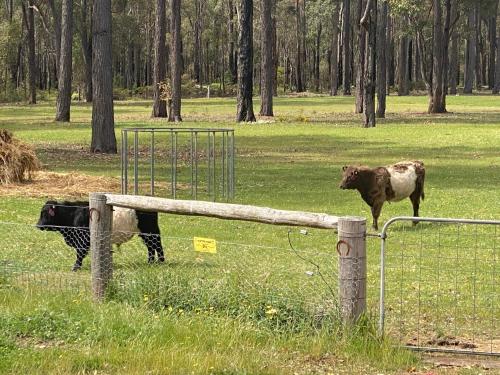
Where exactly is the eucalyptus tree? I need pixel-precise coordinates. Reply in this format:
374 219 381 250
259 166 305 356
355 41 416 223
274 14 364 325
21 0 36 104
152 0 167 118
91 0 116 153
236 0 256 122
170 0 183 122
55 0 73 122
260 0 274 116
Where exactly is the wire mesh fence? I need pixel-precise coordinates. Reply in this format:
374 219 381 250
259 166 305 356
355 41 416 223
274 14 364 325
121 128 235 202
0 217 348 332
379 217 499 355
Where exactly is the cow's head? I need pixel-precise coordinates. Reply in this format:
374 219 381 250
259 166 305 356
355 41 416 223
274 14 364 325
339 166 361 189
36 200 58 231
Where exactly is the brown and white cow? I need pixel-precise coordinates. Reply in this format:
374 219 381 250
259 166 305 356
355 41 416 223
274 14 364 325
339 161 425 230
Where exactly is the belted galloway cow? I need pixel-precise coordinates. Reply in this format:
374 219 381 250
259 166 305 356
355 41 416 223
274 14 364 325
37 200 165 271
340 160 425 230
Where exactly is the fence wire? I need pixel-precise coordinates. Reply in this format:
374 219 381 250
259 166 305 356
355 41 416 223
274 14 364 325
0 219 344 331
380 218 499 355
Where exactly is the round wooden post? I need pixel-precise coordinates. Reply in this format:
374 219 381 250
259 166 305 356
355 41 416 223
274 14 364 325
337 216 367 323
90 193 113 301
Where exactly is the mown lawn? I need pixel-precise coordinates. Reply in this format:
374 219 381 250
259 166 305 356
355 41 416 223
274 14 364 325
0 94 499 374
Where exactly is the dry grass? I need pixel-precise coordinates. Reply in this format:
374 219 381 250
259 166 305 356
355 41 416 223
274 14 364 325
0 170 120 199
0 129 40 184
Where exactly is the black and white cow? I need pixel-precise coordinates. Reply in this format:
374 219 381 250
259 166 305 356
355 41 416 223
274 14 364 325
340 161 426 230
36 200 164 271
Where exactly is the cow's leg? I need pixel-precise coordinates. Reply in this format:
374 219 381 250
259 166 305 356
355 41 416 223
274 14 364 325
371 201 384 231
72 247 88 271
137 212 164 263
139 233 161 263
410 191 420 226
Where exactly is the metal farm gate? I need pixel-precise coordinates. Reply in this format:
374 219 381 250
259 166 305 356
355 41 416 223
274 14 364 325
379 217 499 356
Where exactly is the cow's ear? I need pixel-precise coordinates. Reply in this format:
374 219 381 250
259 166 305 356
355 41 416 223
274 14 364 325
342 166 348 171
48 206 56 217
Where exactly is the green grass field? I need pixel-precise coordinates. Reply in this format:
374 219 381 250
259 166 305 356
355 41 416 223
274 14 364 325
0 95 499 374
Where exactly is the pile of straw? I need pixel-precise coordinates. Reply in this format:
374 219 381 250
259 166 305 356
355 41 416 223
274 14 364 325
0 129 41 184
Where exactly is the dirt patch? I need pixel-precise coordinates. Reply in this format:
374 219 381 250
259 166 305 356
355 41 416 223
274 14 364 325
0 171 120 199
16 336 65 349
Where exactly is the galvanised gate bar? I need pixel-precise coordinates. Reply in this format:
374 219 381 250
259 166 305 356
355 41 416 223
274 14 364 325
121 128 235 201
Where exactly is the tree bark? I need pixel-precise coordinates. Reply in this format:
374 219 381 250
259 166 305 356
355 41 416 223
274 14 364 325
79 0 92 102
376 0 387 118
330 1 340 96
342 0 351 95
260 0 273 116
152 0 167 117
429 0 447 113
48 0 61 80
295 0 305 92
22 1 37 104
314 21 322 92
386 12 394 92
91 0 117 153
355 0 366 113
494 34 500 93
361 0 376 127
55 0 73 122
170 0 182 122
488 1 498 89
236 0 256 122
398 32 409 96
448 0 458 95
464 6 476 93
228 0 237 84
193 0 202 84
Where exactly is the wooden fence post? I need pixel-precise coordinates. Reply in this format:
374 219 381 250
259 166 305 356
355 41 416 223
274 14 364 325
337 216 367 323
90 192 113 301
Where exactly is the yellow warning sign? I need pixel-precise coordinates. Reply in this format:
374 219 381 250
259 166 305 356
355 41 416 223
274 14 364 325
193 237 217 254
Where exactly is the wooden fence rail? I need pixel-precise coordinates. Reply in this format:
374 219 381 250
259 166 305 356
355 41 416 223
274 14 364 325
90 193 366 323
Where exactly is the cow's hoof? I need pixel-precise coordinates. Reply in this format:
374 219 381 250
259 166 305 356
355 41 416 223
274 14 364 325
71 266 81 272
158 257 165 263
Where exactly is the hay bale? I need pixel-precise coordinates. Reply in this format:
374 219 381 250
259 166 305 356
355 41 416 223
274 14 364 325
0 129 40 184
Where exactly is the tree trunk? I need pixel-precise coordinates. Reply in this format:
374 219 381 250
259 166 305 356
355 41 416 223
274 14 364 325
448 0 458 95
464 6 476 93
494 35 500 93
80 0 92 102
168 0 182 122
429 0 447 114
314 21 322 92
91 0 117 153
330 1 340 96
193 0 202 84
361 0 376 127
386 12 394 92
48 0 61 80
398 33 409 95
22 1 37 104
170 0 182 122
376 0 387 118
228 0 237 84
295 0 304 92
488 2 498 89
55 0 73 122
152 0 167 118
236 0 256 122
260 0 273 116
355 0 366 113
342 0 351 95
